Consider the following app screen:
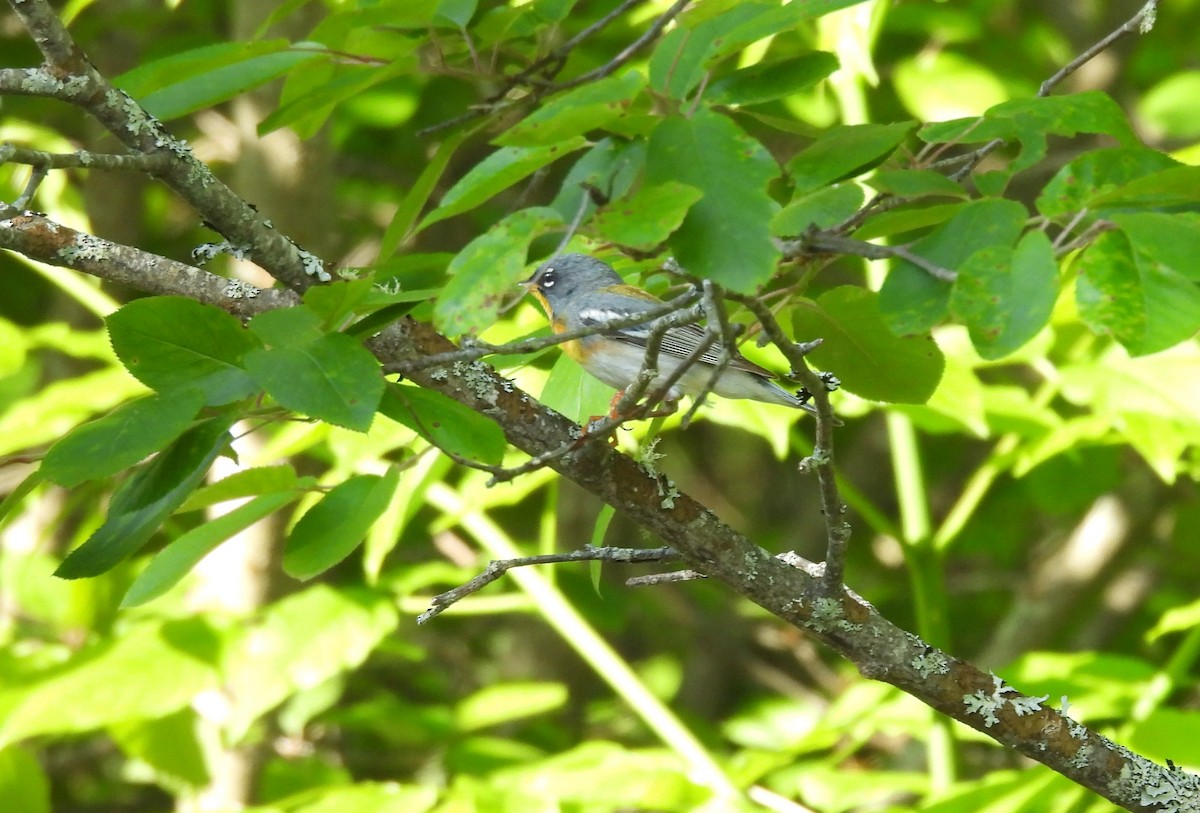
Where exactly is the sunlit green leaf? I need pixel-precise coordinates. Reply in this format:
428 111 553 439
920 91 1137 174
1076 228 1200 356
457 682 568 730
284 470 400 579
707 52 838 106
107 297 260 405
1037 147 1181 221
379 383 507 465
434 207 563 337
951 230 1058 359
420 139 588 229
496 71 646 147
592 181 703 250
787 121 915 195
122 491 300 607
0 618 221 746
114 40 326 120
879 198 1027 335
54 416 234 579
42 389 206 488
246 308 384 432
867 169 967 200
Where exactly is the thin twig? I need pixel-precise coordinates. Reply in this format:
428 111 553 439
723 291 849 589
828 2 1158 234
0 143 175 173
784 231 957 283
419 545 680 623
542 0 692 92
508 0 644 87
946 1 1159 180
627 550 819 588
419 0 691 135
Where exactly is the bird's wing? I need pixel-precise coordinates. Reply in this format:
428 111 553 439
578 305 775 379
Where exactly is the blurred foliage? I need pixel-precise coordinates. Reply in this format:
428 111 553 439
2 1 1200 812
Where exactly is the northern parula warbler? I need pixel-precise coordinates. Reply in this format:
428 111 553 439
521 253 823 417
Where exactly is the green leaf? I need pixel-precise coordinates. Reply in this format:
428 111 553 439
496 71 646 147
1114 212 1200 283
951 230 1058 359
1089 165 1200 210
245 308 384 432
549 137 646 224
114 40 325 121
1037 147 1181 221
649 0 866 99
1076 226 1200 356
435 0 477 27
303 278 378 329
180 465 313 512
260 62 410 138
1130 709 1200 766
592 182 704 250
792 287 944 404
1140 70 1200 139
0 470 43 534
646 110 780 292
771 184 865 236
457 682 568 731
54 416 235 579
379 383 507 465
108 710 210 788
1147 597 1200 642
0 618 221 746
420 138 587 229
122 491 300 608
284 470 401 580
706 52 839 106
220 585 398 738
919 91 1137 175
379 128 470 257
247 304 324 346
434 207 563 337
853 201 965 241
0 747 49 813
879 198 1027 335
786 122 916 195
538 354 615 424
42 389 206 488
107 297 260 405
866 169 968 200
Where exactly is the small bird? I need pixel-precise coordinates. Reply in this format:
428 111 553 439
521 253 826 418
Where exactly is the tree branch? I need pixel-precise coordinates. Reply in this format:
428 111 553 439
418 545 680 623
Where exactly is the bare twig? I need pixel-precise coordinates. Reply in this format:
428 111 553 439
945 1 1159 180
508 0 644 87
723 291 849 589
536 0 692 92
419 0 691 135
0 143 175 174
628 549 820 588
419 545 680 623
825 2 1158 235
784 230 958 283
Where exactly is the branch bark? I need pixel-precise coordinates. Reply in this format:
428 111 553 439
1 1 1193 810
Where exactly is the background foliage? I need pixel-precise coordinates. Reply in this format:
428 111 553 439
2 1 1200 811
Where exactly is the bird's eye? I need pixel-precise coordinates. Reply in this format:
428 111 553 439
541 268 557 288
